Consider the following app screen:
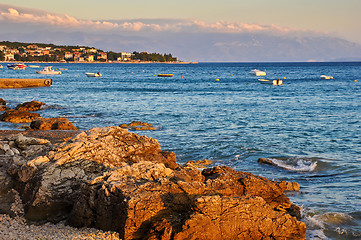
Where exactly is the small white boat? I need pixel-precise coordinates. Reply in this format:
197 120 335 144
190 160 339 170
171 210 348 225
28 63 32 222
36 66 62 75
28 65 41 68
320 75 333 79
85 72 102 77
250 69 266 76
258 79 283 85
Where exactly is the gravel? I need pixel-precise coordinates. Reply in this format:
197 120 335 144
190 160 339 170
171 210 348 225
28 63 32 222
0 214 121 240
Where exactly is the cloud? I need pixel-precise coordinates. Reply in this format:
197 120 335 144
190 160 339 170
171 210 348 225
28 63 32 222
0 4 295 34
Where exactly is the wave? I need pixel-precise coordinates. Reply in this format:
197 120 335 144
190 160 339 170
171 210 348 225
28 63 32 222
303 210 361 239
266 157 318 172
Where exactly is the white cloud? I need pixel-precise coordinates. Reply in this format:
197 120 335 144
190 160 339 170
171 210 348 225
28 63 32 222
0 5 295 34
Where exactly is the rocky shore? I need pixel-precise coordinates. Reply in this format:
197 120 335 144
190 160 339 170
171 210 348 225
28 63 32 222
0 98 306 239
0 125 306 240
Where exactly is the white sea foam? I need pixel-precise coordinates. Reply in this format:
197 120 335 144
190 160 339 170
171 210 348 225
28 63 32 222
303 211 358 239
268 157 317 172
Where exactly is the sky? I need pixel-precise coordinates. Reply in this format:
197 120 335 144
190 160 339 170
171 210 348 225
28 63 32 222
0 0 361 62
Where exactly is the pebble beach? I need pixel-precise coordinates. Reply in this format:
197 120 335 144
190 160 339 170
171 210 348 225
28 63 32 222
0 214 120 240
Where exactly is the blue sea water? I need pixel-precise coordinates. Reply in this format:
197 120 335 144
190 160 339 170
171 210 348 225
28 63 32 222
1 62 360 239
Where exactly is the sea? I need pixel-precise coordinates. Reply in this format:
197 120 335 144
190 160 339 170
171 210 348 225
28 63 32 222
1 62 360 239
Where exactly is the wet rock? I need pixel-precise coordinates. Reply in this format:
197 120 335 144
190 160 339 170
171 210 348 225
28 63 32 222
120 121 156 130
15 101 46 112
257 157 274 165
30 117 78 130
186 159 213 168
0 98 7 111
0 110 41 123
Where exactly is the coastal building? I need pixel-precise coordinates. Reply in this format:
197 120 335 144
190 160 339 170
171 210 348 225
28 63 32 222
98 52 107 61
85 48 98 54
87 55 94 62
4 52 14 61
74 52 82 61
120 52 132 61
27 45 38 50
64 52 73 59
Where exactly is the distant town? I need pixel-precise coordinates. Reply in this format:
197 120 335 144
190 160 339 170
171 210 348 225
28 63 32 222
0 41 180 63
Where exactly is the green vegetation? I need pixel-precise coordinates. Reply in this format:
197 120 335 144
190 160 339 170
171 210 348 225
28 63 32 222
0 41 178 62
131 52 177 62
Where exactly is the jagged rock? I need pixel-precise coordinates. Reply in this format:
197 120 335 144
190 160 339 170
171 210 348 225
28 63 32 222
30 117 78 130
0 110 40 123
68 162 306 240
186 159 213 168
15 101 46 111
2 126 305 239
10 127 177 222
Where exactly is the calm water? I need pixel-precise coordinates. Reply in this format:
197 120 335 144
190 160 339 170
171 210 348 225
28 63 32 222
1 62 360 239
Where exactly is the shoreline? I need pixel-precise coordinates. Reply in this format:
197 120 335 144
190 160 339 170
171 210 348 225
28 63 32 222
0 130 80 144
0 60 198 64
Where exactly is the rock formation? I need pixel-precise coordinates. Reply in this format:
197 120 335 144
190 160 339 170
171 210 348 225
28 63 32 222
0 126 306 239
120 121 157 130
0 110 41 123
0 98 7 111
30 117 78 130
15 100 46 111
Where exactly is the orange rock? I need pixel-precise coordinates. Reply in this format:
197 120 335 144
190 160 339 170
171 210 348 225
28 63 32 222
0 110 40 123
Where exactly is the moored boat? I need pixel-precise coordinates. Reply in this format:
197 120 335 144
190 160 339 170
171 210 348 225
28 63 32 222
258 78 283 85
28 65 41 68
85 72 102 77
320 75 333 79
36 66 62 75
7 63 27 70
158 74 174 77
250 69 266 76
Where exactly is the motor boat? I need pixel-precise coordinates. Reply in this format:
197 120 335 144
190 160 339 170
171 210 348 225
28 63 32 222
320 75 333 79
250 69 266 76
36 66 62 75
7 63 27 70
258 78 283 85
85 72 102 77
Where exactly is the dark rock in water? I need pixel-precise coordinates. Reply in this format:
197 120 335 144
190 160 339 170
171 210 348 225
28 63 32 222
257 157 274 165
120 121 156 130
1 126 306 239
30 117 78 130
0 110 40 123
15 101 46 112
0 98 7 111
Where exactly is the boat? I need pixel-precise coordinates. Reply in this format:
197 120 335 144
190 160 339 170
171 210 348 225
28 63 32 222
320 75 333 79
250 69 266 76
85 72 102 77
258 79 283 85
7 63 27 70
28 65 41 68
158 74 174 77
36 66 62 75
58 68 68 71
0 64 3 69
